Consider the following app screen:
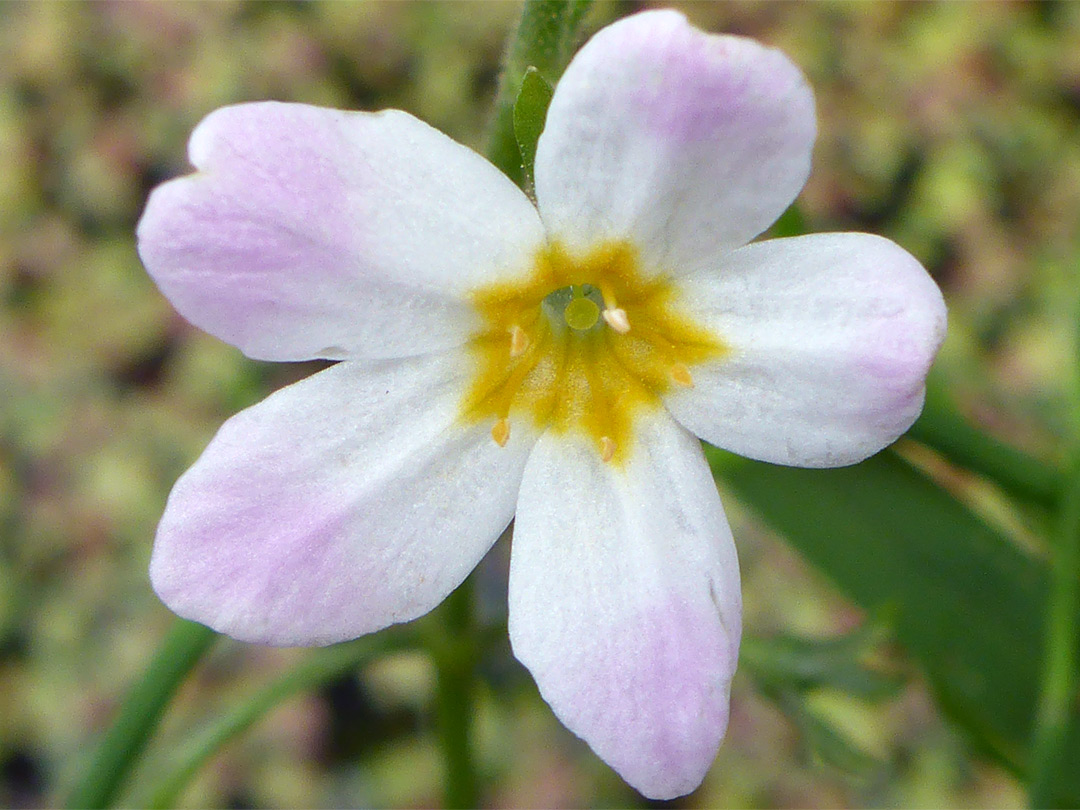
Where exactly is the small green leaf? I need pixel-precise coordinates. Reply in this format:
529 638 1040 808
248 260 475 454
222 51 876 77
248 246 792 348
788 692 885 776
768 204 808 239
485 0 592 186
742 620 903 702
513 66 554 199
742 624 900 778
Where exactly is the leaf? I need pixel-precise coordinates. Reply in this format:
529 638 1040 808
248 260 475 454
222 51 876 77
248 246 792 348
130 632 414 808
708 445 1080 803
513 66 554 199
741 620 903 702
742 622 900 778
485 0 592 186
783 691 885 776
909 371 1060 508
65 620 218 810
767 204 808 239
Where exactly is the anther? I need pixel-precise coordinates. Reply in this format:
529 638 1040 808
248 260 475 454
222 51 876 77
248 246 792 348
509 324 529 357
491 418 510 447
671 363 694 387
599 436 617 462
602 307 630 334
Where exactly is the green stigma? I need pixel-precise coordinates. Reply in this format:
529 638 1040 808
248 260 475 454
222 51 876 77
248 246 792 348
564 296 600 331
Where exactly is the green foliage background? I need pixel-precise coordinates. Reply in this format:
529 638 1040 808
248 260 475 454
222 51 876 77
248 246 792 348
2 1 1079 807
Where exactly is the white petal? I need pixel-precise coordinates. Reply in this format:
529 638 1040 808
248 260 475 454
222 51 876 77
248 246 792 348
509 413 740 800
666 233 947 467
151 352 535 646
138 102 544 361
534 10 815 274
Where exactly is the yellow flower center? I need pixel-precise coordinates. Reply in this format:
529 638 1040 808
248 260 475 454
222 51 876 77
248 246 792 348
461 241 727 464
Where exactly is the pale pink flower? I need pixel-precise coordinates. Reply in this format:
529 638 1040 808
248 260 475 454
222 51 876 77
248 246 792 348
138 10 945 799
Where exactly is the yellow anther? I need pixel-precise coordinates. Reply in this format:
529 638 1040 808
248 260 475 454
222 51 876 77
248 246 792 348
509 324 529 357
599 435 617 462
491 417 510 447
602 307 630 334
671 363 694 387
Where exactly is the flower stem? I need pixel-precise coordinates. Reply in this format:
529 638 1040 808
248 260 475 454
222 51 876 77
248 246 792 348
1028 287 1080 807
433 578 480 809
485 0 592 186
423 6 597 806
65 619 217 809
1028 452 1080 806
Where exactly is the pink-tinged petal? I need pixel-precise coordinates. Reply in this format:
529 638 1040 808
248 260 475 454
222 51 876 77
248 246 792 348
138 102 544 362
665 233 947 467
534 10 815 274
151 352 535 646
509 414 740 800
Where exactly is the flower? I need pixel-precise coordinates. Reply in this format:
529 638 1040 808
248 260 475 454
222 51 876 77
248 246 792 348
137 9 946 800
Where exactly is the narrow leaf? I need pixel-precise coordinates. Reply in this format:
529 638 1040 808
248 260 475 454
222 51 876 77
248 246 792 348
485 0 592 185
741 621 902 702
513 67 554 198
909 372 1061 509
784 692 884 776
135 632 414 808
65 620 217 809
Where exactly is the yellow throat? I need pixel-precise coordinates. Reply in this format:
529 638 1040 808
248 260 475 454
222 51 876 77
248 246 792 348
462 241 727 465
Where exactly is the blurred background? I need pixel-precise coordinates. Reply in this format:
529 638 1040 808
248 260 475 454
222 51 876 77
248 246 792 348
2 1 1079 807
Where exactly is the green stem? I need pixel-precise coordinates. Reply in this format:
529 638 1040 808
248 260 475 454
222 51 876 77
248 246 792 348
1028 285 1080 806
1028 454 1080 806
485 0 592 185
907 375 1061 508
142 631 414 808
65 619 217 809
433 579 480 809
423 6 597 803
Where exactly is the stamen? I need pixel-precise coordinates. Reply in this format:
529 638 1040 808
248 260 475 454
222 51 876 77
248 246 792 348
602 307 630 334
671 363 694 387
491 417 510 447
599 283 618 310
509 324 529 357
599 435 617 462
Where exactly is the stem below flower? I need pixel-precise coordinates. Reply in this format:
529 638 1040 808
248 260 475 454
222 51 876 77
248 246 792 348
141 631 414 808
485 0 593 186
433 578 480 809
1027 290 1080 807
1028 453 1080 807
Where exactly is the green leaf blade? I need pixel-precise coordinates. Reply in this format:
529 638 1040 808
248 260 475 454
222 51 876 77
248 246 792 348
485 0 592 185
709 446 1080 802
513 67 554 198
65 620 218 810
